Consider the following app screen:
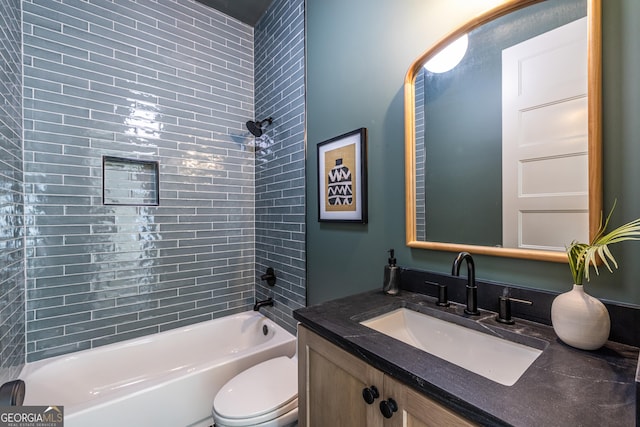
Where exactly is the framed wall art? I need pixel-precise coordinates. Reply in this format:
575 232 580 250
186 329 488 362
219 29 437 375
317 128 368 223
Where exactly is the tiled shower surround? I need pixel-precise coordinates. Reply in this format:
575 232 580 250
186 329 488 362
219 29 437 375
21 0 306 362
0 0 26 383
254 0 306 332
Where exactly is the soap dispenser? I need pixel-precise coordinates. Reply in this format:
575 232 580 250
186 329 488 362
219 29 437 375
383 249 400 295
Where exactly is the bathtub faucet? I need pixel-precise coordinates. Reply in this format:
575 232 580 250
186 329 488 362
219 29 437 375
253 297 274 311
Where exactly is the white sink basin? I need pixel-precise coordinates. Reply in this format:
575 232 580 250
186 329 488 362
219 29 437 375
360 308 542 386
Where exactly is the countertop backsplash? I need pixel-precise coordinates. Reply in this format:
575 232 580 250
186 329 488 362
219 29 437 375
400 268 640 348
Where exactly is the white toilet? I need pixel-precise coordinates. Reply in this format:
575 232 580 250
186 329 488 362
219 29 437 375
212 355 298 427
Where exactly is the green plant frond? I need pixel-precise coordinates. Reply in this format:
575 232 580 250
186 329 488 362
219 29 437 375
590 199 617 244
593 246 613 276
595 220 640 242
599 244 617 269
566 241 588 284
590 213 607 243
566 201 640 284
584 247 601 281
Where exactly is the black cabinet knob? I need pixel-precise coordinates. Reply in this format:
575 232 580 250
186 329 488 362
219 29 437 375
362 385 379 404
379 398 398 418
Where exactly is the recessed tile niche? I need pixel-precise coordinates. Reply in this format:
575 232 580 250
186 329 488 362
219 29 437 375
102 156 159 206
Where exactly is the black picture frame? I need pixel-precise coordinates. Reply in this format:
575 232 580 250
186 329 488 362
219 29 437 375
317 128 368 223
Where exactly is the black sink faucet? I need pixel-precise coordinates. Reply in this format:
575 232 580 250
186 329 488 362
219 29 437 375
452 252 480 315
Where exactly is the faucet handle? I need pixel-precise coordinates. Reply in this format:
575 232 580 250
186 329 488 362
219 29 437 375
496 296 532 324
260 267 276 286
425 281 449 307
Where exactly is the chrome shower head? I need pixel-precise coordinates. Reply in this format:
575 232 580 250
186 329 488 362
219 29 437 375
245 117 273 137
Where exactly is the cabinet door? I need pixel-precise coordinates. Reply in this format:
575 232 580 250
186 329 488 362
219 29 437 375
384 375 476 427
298 326 384 427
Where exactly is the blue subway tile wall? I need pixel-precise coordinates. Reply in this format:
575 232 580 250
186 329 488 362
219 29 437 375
0 0 26 382
415 70 425 240
23 0 257 361
254 0 306 333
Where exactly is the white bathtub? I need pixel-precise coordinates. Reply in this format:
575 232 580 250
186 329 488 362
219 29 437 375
20 311 297 427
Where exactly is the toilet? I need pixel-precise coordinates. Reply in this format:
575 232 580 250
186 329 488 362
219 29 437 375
212 355 298 427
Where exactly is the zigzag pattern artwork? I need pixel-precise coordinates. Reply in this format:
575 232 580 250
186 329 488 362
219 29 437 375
327 158 353 205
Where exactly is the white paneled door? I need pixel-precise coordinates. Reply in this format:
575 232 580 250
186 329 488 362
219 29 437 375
502 17 589 251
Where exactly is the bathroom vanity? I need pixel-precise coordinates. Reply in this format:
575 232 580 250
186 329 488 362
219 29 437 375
294 288 638 426
298 325 475 426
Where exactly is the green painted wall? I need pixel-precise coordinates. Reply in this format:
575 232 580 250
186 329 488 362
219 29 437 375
306 0 640 306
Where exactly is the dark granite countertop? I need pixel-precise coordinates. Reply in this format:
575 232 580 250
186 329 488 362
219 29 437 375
293 289 638 426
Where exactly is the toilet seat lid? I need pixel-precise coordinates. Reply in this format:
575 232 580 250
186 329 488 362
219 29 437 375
214 356 298 420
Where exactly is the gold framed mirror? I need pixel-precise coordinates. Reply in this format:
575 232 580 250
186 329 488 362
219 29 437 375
405 0 602 262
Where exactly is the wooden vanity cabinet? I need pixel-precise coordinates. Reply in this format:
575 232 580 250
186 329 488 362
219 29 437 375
298 325 476 427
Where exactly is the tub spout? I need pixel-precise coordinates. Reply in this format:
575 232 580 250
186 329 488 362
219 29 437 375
253 297 274 311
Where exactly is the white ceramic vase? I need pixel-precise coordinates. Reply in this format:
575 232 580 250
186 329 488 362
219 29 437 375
551 284 610 350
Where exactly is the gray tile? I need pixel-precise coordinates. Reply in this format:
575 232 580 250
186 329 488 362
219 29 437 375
19 0 306 363
254 0 306 330
115 314 178 334
35 326 116 351
27 312 91 331
0 1 26 382
23 33 88 60
65 314 138 334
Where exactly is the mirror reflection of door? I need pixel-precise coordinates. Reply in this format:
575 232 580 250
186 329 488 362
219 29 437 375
502 17 589 251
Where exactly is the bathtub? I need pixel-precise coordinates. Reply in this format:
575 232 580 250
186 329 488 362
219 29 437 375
20 311 297 427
